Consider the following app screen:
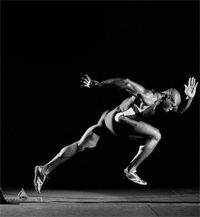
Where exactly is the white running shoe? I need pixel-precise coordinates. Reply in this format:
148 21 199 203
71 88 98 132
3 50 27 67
124 168 147 186
33 166 47 193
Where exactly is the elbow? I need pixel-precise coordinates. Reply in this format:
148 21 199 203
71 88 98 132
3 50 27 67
117 78 132 89
124 78 132 88
124 78 130 83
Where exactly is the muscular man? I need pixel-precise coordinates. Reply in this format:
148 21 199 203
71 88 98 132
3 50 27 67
34 75 198 192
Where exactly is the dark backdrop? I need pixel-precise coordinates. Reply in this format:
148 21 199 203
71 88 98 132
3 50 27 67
1 1 199 190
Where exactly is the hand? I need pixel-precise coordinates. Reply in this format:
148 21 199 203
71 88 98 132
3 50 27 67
184 77 198 99
80 74 99 88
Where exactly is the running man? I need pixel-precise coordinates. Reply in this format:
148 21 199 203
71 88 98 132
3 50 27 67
34 75 198 192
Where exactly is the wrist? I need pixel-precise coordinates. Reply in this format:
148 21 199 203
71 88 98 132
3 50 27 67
185 95 193 100
90 80 99 88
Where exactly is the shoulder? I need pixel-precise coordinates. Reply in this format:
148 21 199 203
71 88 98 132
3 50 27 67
142 89 155 98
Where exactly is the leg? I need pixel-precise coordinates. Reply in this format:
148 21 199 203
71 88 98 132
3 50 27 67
118 116 161 185
40 110 109 175
127 136 161 173
43 124 101 174
34 124 101 193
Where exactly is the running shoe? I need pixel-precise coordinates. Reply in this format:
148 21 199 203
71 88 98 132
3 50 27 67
124 168 147 185
33 166 47 193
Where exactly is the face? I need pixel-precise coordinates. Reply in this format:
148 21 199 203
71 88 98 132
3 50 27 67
162 95 178 112
161 88 181 112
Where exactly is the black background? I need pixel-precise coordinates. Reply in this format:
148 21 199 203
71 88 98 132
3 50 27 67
1 1 199 190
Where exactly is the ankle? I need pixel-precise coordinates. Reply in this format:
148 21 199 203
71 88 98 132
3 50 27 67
128 167 137 173
41 166 49 176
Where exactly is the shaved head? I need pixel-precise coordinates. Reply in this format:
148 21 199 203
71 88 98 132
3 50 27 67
164 88 181 106
161 88 181 112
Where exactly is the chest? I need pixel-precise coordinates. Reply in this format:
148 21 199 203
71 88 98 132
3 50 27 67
119 95 158 114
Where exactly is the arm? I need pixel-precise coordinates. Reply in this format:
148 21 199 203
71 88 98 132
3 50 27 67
177 77 198 114
81 74 151 97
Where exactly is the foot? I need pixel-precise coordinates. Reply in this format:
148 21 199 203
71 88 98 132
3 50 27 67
33 166 47 193
124 168 147 186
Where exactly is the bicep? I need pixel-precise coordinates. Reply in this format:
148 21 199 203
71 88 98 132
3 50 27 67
125 79 147 94
125 78 153 97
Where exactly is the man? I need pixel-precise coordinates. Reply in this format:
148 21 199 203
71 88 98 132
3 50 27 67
34 75 198 192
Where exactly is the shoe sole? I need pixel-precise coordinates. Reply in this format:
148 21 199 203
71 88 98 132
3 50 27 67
123 174 147 186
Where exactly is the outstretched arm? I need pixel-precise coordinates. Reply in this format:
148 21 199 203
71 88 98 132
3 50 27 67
177 77 198 114
81 74 151 96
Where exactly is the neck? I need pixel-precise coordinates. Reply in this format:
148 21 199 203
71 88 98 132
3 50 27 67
157 92 166 100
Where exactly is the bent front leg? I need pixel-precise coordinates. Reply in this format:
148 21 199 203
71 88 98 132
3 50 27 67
119 116 161 172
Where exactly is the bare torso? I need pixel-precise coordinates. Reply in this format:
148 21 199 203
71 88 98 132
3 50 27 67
104 92 161 135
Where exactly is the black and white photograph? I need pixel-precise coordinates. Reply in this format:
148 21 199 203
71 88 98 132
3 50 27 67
1 0 199 216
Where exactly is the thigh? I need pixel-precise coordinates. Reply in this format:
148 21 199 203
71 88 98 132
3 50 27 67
78 111 112 151
118 115 160 138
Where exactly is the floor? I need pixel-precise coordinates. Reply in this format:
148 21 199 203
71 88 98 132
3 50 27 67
0 188 199 217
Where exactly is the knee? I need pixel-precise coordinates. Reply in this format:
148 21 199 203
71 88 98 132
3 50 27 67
77 142 97 152
59 143 78 158
151 129 161 142
77 138 98 152
143 130 161 150
59 146 68 158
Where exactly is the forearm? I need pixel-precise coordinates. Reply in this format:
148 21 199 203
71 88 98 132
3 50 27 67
177 97 193 114
94 78 145 95
94 78 125 88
